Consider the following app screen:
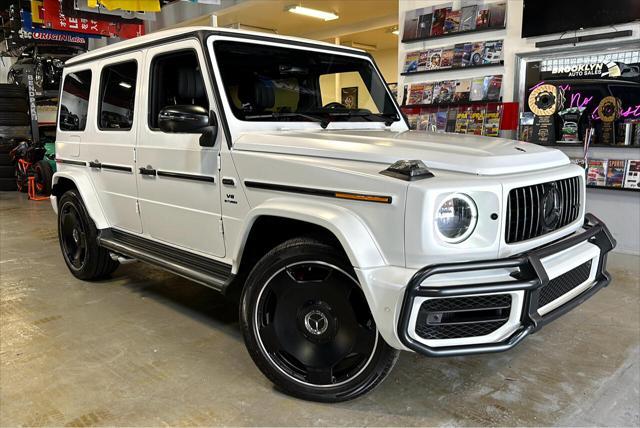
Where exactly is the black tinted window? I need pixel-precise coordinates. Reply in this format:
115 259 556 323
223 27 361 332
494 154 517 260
59 70 91 131
98 61 137 130
148 50 209 129
213 41 398 123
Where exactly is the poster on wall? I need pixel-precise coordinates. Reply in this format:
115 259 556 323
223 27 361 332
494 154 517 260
341 87 358 109
42 0 144 39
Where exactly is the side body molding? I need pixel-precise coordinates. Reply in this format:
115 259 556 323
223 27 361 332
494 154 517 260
51 171 110 229
232 197 387 272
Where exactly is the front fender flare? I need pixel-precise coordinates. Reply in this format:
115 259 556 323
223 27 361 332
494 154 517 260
51 171 109 229
232 197 387 272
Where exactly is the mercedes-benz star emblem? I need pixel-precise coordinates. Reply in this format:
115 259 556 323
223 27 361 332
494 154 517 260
304 310 329 336
541 184 562 230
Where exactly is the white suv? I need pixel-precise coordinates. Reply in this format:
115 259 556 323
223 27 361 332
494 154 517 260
51 27 616 402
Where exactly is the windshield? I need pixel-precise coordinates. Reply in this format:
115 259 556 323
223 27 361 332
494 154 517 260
213 41 399 126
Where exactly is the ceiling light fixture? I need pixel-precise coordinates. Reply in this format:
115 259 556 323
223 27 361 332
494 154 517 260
286 5 339 21
343 41 377 51
119 82 132 89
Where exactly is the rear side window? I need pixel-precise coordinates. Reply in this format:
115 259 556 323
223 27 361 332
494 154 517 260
59 70 91 131
98 61 137 130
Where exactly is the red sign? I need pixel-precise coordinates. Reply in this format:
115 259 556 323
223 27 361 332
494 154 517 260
43 0 144 39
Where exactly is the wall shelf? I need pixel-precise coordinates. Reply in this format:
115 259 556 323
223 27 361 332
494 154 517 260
401 25 506 44
401 61 503 76
402 98 502 109
541 143 640 149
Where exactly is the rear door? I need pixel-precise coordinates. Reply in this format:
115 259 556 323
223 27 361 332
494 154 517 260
135 40 225 257
83 52 143 233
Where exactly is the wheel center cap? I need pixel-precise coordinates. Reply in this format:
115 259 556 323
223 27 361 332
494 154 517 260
304 310 329 335
72 228 80 243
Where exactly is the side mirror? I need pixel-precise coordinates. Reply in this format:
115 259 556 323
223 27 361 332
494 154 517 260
158 105 209 133
198 111 218 147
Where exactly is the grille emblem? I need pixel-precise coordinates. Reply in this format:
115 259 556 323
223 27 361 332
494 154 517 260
541 184 562 230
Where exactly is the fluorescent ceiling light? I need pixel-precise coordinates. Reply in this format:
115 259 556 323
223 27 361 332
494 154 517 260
119 82 132 89
343 41 377 51
287 5 339 21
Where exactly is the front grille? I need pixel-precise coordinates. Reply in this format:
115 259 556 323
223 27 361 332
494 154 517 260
505 176 581 244
415 295 511 340
538 260 592 308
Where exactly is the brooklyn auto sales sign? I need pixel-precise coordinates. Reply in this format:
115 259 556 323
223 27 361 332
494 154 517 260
550 62 622 78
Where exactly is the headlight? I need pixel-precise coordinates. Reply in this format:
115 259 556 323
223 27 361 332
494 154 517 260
435 194 478 243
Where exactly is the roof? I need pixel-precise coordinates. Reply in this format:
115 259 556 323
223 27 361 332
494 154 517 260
66 26 365 66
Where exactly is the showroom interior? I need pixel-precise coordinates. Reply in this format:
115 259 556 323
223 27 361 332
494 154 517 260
0 0 638 426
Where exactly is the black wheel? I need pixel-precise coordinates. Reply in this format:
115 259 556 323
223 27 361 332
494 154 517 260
0 98 28 113
0 177 17 191
0 83 27 98
33 160 53 195
0 165 13 178
57 190 119 280
0 111 29 126
15 164 27 193
241 238 399 402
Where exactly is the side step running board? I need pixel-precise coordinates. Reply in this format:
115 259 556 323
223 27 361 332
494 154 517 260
97 228 233 291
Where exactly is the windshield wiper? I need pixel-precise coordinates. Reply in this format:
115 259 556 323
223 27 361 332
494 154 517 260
323 111 399 126
244 112 330 128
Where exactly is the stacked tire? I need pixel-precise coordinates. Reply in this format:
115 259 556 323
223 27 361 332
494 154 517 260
0 84 29 191
0 140 17 191
0 84 30 127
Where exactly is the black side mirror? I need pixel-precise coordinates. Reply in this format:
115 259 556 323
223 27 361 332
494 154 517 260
198 111 218 147
158 105 209 133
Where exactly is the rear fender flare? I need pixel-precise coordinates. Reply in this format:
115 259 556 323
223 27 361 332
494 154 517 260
51 171 109 229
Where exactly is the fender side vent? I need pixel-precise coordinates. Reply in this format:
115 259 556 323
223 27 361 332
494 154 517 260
380 160 434 181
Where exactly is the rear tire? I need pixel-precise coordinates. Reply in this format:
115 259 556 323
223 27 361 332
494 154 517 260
57 190 119 280
0 111 29 126
34 160 53 195
0 98 28 113
240 238 399 402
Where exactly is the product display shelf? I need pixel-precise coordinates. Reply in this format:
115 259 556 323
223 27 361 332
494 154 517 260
401 61 504 77
402 98 502 109
401 26 506 44
543 142 640 148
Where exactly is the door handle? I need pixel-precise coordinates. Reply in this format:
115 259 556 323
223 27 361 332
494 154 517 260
222 177 236 186
139 166 157 176
89 160 102 169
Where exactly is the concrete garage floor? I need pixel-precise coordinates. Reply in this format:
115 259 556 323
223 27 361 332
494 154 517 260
1 191 639 427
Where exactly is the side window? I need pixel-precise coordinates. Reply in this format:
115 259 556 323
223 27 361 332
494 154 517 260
59 70 91 131
148 50 209 129
98 61 137 130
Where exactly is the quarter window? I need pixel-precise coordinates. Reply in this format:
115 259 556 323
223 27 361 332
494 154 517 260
59 70 91 131
98 61 137 130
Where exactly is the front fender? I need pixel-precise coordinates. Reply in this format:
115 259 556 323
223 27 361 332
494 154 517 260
51 171 109 229
232 197 387 272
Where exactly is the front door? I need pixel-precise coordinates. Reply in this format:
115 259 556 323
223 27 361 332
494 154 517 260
135 40 225 257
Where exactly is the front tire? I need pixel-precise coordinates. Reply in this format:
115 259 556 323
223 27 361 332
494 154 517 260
240 238 399 402
57 190 119 280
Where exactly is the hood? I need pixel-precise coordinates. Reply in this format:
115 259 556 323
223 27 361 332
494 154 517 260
233 129 568 176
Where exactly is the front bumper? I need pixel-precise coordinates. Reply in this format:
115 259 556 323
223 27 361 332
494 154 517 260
397 213 616 357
